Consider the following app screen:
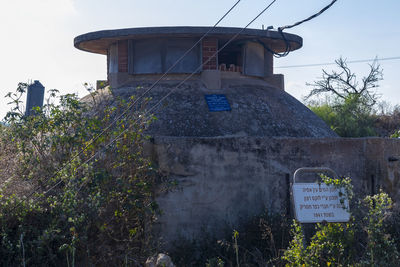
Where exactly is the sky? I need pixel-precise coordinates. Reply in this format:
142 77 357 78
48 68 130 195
1 0 399 119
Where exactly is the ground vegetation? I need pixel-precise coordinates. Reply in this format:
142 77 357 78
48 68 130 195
305 58 400 137
0 83 160 266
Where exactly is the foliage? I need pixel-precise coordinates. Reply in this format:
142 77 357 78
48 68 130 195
320 175 353 209
0 83 159 266
306 58 382 106
361 192 399 266
169 176 400 266
309 96 376 137
374 102 400 137
281 220 307 266
391 129 400 138
170 211 292 266
206 257 225 267
306 57 383 137
283 177 400 267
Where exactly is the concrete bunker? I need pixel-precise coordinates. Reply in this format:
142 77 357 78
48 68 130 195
74 26 400 246
74 26 302 89
75 27 337 138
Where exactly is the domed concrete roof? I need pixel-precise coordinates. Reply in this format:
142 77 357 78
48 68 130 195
91 75 337 138
74 26 302 55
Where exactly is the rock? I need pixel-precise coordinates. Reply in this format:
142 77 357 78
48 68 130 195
145 256 156 267
145 253 175 267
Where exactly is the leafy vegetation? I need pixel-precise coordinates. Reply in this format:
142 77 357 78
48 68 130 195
391 128 400 138
170 176 400 266
309 96 376 137
306 58 400 137
1 81 400 266
169 211 292 266
0 83 159 265
283 177 399 267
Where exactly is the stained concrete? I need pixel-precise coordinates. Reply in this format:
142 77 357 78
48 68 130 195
74 26 303 55
150 136 400 245
110 76 337 138
73 25 394 250
80 78 400 248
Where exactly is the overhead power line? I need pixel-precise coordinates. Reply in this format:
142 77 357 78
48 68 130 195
30 0 279 201
131 0 278 121
278 0 337 31
269 0 338 58
14 0 243 207
64 0 243 168
20 0 340 204
276 56 400 69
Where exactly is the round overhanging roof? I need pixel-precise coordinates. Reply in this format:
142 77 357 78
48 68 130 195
74 26 303 55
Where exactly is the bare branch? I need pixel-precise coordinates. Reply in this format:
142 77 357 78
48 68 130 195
305 57 381 107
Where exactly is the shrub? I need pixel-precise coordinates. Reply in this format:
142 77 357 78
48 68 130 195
0 84 159 265
309 95 376 137
283 176 400 267
361 192 399 266
306 57 382 137
169 211 291 266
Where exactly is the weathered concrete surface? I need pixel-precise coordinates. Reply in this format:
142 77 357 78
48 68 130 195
150 137 400 245
109 77 337 138
201 70 221 90
74 26 302 55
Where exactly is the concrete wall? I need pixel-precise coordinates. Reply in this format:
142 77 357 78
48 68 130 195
149 136 400 244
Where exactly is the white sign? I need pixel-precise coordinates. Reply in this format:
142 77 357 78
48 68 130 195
292 183 350 223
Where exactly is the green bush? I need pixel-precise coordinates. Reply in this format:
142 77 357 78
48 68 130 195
309 95 376 137
0 84 159 265
361 193 399 266
283 176 399 267
169 211 292 266
306 57 382 137
391 130 400 138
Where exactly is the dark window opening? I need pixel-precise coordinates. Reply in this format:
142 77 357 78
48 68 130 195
128 38 200 75
218 42 243 73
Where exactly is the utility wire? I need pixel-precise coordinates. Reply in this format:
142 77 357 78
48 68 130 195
106 0 279 143
31 0 279 200
276 56 400 69
278 0 337 31
15 0 340 205
267 0 338 58
21 0 340 204
63 0 242 170
13 0 243 207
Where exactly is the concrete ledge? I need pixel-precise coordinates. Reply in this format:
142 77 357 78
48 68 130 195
201 70 221 90
74 26 303 55
264 74 285 90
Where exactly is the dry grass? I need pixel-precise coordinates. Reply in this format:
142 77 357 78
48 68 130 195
0 126 34 197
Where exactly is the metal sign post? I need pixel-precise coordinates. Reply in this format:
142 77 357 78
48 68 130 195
291 167 351 245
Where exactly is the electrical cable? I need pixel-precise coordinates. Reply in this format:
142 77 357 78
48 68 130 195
11 0 243 209
265 0 338 58
13 0 341 207
276 56 400 69
68 0 243 169
116 0 279 133
21 0 341 205
28 0 279 201
278 0 337 31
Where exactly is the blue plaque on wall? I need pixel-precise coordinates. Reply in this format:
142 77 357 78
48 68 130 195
204 94 231 112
